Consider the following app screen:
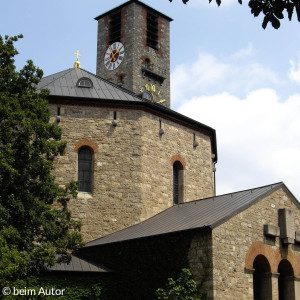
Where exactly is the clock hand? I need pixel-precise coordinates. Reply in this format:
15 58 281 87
110 48 120 62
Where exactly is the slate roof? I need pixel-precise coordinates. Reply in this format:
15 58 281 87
84 182 299 248
48 255 112 273
37 67 218 162
36 68 142 102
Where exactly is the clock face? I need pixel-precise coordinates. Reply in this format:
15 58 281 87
104 42 125 70
140 84 166 104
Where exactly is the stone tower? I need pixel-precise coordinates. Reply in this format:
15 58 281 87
95 0 172 108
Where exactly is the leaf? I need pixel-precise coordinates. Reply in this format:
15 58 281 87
274 10 284 19
286 3 294 21
296 6 300 22
271 15 281 29
262 14 271 29
249 0 263 17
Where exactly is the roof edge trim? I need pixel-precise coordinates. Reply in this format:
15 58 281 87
94 0 173 22
210 182 300 229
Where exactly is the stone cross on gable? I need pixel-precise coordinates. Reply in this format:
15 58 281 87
264 209 300 245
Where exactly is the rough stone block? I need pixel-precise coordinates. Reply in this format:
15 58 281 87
295 231 300 243
279 208 295 244
264 224 280 237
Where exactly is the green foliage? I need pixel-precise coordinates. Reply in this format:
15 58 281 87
155 268 205 300
169 0 300 29
0 35 83 286
0 276 106 299
36 276 106 299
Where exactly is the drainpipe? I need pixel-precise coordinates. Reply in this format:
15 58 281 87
212 154 216 196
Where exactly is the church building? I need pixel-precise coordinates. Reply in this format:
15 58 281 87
37 1 300 299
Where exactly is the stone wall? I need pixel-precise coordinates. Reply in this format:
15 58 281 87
188 229 213 298
50 103 214 241
140 113 214 220
205 187 300 299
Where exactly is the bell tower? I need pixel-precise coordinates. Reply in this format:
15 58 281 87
95 0 172 108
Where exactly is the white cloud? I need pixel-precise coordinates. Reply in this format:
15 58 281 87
289 56 300 84
171 52 231 104
177 90 300 200
230 43 254 60
171 46 282 106
171 46 300 200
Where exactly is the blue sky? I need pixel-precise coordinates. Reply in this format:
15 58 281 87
1 0 300 199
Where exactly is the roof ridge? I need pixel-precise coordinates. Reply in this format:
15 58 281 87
79 67 144 101
38 68 73 89
181 181 284 205
82 181 298 249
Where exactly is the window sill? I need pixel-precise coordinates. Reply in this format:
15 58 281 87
78 192 93 199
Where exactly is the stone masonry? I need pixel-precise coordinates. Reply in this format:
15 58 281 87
50 103 215 242
188 186 300 299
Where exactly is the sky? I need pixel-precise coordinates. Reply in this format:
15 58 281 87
1 0 300 200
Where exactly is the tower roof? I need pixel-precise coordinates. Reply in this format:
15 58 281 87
94 0 173 22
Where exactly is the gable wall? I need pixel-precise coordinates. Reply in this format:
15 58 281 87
209 187 300 299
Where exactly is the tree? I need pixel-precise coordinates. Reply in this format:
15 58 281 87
0 35 83 286
169 0 300 29
155 268 205 300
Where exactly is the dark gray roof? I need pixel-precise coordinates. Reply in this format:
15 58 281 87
48 255 112 273
36 68 143 102
94 0 173 22
85 182 299 248
37 67 218 163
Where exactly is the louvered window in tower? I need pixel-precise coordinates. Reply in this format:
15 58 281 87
78 147 93 193
109 11 122 44
147 11 158 50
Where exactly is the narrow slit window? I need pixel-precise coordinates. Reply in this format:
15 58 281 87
78 147 93 193
173 161 184 205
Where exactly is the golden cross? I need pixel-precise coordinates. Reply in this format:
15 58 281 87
74 50 82 60
73 50 82 68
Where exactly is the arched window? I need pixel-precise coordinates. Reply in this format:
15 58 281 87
253 255 272 300
278 259 295 300
173 161 184 205
145 58 150 70
78 147 93 193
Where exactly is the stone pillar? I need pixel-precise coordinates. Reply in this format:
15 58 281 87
270 272 279 300
295 276 300 300
245 268 255 298
245 269 279 300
